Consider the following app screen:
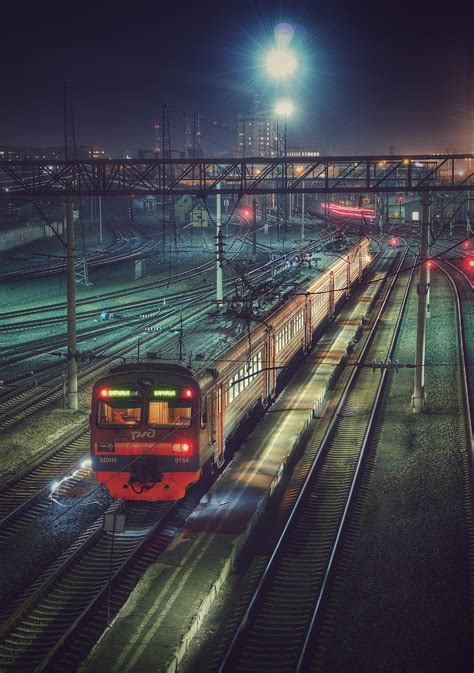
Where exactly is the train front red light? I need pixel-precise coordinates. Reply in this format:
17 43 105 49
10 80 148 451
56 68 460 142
99 388 109 398
184 388 193 398
172 442 192 453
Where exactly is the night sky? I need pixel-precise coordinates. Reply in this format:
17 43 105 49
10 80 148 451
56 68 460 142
1 0 472 156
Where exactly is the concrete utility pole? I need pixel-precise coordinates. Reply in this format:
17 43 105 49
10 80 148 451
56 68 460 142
467 188 472 236
301 183 305 241
216 182 223 306
252 198 258 259
66 196 78 411
412 192 430 413
263 195 268 235
98 195 103 245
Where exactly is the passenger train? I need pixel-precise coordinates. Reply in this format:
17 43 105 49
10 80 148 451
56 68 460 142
90 238 372 501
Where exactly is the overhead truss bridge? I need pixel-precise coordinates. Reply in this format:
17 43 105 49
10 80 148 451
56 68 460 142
0 154 472 197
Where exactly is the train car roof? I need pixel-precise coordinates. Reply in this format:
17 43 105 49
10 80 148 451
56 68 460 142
129 236 367 381
109 362 193 377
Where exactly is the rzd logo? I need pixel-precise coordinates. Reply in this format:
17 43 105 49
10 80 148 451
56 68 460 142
131 429 156 440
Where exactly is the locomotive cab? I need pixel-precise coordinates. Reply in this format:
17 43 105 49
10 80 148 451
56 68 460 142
91 363 202 500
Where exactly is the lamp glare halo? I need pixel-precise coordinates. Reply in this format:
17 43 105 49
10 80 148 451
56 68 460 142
265 48 297 78
275 101 294 117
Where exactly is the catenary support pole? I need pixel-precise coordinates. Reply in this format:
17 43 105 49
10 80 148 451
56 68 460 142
252 198 257 259
411 191 430 413
263 194 268 235
66 196 78 411
301 183 305 241
98 195 103 245
468 188 471 236
216 182 223 306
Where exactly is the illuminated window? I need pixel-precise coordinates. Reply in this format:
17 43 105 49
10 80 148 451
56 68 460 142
148 388 192 428
98 388 142 426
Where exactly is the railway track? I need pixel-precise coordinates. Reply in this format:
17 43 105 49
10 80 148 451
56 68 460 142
0 298 211 431
0 235 341 430
0 216 160 282
0 485 203 673
0 221 335 327
0 424 89 543
216 250 414 673
437 261 474 646
439 259 473 389
0 249 394 672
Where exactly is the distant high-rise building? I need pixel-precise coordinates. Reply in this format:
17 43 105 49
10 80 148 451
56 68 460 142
236 110 277 157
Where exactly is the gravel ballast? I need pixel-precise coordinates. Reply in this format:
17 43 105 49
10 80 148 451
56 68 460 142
323 269 472 673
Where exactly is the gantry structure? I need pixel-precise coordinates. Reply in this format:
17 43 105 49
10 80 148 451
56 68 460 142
0 154 472 197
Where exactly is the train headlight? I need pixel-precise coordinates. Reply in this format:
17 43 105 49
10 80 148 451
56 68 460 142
172 442 192 453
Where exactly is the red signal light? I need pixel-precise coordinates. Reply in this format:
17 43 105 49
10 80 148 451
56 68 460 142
463 240 471 249
468 259 474 269
184 388 193 399
427 260 434 269
243 209 251 217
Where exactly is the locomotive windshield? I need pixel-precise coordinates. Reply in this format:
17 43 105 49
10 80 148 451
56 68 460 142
97 387 142 426
148 387 192 428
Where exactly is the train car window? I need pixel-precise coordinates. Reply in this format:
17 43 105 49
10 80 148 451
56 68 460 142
201 398 208 427
148 389 192 428
98 388 142 426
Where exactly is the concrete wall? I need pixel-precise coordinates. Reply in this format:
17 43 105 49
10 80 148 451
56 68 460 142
0 220 64 251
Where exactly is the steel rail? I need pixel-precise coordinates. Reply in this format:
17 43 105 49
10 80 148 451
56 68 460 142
0 493 196 672
0 244 380 673
434 261 474 654
437 262 473 438
0 221 318 324
217 249 412 673
296 251 414 671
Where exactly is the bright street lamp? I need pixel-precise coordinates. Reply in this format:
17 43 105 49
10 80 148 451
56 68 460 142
264 47 298 79
274 100 294 118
